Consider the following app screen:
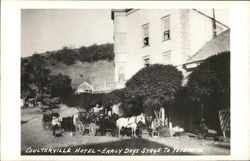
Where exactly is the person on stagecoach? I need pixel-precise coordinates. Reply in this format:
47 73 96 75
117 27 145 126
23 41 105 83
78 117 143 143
91 104 104 114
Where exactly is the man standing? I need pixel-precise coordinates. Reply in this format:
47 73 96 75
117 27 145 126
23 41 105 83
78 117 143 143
52 115 61 136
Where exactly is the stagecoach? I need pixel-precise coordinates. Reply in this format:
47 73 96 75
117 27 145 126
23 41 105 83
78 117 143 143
74 111 118 136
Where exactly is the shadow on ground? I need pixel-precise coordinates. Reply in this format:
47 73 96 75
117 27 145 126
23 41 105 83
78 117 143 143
22 138 197 155
210 143 230 150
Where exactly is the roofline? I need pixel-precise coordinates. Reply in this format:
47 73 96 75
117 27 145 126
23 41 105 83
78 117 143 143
192 9 229 29
112 9 229 29
186 28 230 63
111 9 133 20
78 81 93 88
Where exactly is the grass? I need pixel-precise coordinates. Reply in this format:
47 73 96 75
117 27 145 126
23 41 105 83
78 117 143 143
48 60 114 89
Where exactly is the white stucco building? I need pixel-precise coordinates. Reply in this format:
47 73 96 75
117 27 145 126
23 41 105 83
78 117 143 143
111 9 229 85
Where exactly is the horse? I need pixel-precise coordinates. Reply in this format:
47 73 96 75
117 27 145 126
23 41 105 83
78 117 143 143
116 113 146 138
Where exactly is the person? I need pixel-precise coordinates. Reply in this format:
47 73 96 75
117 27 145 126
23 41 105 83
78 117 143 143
52 115 61 136
91 104 104 114
198 118 208 139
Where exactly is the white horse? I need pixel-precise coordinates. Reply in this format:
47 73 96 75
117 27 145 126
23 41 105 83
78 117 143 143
116 113 146 138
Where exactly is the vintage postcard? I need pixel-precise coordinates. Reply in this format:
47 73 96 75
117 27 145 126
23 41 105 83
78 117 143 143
1 1 250 161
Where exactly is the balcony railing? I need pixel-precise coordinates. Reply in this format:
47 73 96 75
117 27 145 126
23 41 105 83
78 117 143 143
92 80 126 93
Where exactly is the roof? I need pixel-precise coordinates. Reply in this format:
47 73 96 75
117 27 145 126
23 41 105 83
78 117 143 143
185 29 230 64
77 81 93 90
111 9 133 20
111 9 229 28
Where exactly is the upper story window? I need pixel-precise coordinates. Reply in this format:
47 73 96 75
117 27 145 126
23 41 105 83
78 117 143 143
162 15 170 41
143 56 150 67
162 51 171 65
142 24 149 47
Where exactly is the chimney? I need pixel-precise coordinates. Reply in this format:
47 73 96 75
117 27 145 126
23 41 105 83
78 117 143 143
212 9 217 38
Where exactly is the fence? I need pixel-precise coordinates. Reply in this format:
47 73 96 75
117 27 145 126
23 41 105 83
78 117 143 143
92 81 126 93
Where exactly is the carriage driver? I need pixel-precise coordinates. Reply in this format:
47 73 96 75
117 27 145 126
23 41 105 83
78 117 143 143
91 104 104 114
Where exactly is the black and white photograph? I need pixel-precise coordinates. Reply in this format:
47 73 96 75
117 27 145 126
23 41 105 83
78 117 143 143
1 1 250 160
20 8 231 155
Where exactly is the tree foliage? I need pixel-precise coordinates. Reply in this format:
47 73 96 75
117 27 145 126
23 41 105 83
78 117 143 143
47 43 114 65
48 74 73 98
63 93 104 110
102 89 125 106
187 51 230 132
124 64 183 115
21 54 74 100
187 51 230 107
21 54 51 95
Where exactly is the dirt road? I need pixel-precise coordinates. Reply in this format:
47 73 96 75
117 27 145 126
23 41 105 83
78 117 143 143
21 107 230 155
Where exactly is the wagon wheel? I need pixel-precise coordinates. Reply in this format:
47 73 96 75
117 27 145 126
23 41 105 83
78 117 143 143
111 128 118 137
89 123 96 136
76 121 85 135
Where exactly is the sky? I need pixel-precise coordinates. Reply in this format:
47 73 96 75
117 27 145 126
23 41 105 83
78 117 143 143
21 9 114 57
21 9 229 57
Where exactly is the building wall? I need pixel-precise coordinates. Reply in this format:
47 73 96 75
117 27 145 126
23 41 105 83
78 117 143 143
113 9 227 82
113 10 127 82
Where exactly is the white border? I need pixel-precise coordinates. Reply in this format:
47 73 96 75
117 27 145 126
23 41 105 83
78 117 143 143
1 1 250 161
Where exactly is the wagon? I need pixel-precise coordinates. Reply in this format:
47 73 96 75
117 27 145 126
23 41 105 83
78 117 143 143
74 111 100 136
96 114 118 136
74 112 118 136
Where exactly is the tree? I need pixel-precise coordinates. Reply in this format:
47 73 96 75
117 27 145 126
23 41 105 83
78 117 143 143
102 89 125 107
124 64 183 115
57 47 77 65
187 51 230 131
64 93 103 110
48 74 73 98
187 51 230 107
21 54 51 95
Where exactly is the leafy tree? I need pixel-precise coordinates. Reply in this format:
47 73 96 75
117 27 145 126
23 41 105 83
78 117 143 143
64 93 103 110
22 54 51 94
187 51 230 131
57 47 77 65
187 51 230 107
124 64 183 115
102 89 125 107
48 74 73 98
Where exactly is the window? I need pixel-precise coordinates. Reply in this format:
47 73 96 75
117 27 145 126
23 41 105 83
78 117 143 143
162 15 170 41
162 51 171 65
143 56 150 67
142 24 149 47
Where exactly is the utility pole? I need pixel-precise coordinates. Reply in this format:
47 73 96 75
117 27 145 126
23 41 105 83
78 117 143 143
212 8 217 38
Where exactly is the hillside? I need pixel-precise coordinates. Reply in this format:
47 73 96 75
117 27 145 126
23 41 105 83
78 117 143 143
21 43 115 94
49 60 114 89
